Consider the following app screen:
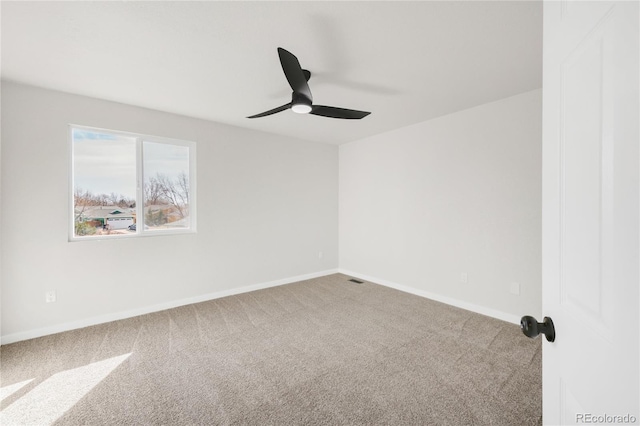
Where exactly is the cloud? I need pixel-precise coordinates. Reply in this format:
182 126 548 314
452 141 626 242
73 136 137 197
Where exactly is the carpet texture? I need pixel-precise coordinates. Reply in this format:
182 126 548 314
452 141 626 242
1 274 541 425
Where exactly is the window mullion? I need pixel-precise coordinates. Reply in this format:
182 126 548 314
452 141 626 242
136 138 144 234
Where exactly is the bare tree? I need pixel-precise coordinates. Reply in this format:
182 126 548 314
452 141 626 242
144 176 165 206
153 173 189 218
74 187 92 221
107 192 120 206
177 172 189 207
95 193 109 206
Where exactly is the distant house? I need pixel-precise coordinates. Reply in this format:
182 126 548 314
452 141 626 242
75 205 185 230
81 206 135 230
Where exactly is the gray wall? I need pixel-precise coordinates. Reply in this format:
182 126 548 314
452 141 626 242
1 82 542 342
1 81 338 342
339 89 542 321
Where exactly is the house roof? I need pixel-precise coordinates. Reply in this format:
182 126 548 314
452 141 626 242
82 207 135 220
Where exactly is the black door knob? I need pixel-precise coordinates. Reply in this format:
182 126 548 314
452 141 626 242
520 316 555 342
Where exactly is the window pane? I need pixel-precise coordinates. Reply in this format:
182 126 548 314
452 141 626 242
142 141 191 231
72 128 137 237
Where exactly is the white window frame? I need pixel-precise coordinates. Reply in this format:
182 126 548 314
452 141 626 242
69 124 197 241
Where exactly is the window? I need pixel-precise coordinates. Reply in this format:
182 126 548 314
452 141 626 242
71 125 196 240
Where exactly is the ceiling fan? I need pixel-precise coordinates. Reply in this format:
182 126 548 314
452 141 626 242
247 48 371 120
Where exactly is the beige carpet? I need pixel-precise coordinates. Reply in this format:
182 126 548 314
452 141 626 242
0 273 541 425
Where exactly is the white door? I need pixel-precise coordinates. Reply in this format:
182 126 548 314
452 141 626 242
542 1 639 425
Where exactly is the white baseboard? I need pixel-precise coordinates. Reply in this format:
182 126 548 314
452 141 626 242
338 269 520 325
1 268 339 345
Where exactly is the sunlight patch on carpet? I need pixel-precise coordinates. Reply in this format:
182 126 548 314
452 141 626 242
0 353 130 426
0 378 34 403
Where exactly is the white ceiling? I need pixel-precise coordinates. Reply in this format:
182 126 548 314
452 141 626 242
1 1 542 145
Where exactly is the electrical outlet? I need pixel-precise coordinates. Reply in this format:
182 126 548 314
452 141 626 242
460 272 468 284
46 290 57 303
510 282 520 295
318 251 323 259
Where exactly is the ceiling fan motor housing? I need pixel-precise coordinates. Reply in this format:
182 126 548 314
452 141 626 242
292 91 312 108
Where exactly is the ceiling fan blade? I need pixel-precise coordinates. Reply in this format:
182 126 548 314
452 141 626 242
247 103 291 119
310 105 371 120
278 47 313 101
